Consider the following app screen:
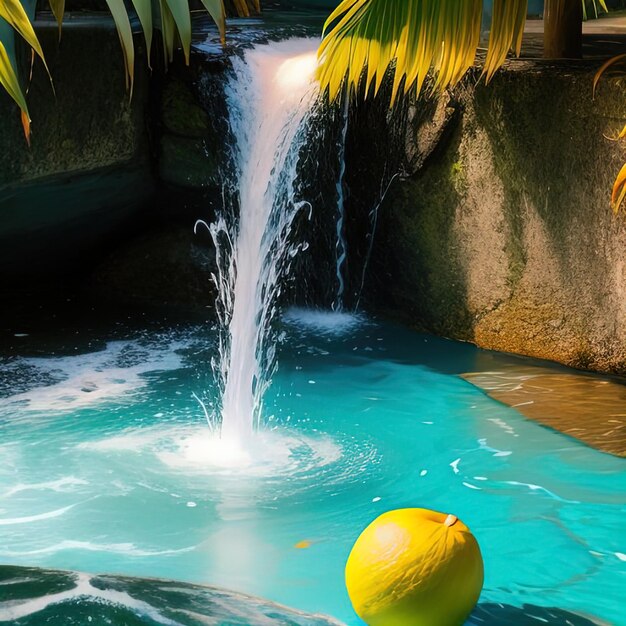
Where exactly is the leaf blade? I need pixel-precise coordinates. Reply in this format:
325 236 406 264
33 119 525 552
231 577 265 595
104 0 135 96
0 39 31 142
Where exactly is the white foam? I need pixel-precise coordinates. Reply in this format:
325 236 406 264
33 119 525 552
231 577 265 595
0 540 195 558
0 503 76 526
4 477 88 498
283 308 367 336
78 425 343 479
161 429 343 478
0 339 185 413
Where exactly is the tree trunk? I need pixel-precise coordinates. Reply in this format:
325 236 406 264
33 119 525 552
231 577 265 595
544 0 583 58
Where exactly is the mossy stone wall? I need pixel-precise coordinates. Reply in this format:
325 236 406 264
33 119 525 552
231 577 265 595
368 61 626 374
0 21 154 280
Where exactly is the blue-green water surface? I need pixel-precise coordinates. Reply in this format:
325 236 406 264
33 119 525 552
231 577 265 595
0 310 624 625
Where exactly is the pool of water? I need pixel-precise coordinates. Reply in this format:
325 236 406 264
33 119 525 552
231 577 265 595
0 309 624 625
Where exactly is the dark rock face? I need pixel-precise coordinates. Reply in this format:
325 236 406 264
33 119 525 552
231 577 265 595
366 61 626 375
92 227 217 312
158 71 226 193
0 565 342 625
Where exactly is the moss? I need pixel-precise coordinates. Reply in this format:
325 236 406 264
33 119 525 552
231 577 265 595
450 160 464 182
161 77 212 138
372 118 474 338
159 135 220 189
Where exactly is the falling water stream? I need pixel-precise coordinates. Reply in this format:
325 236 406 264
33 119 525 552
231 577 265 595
205 39 320 445
332 97 350 312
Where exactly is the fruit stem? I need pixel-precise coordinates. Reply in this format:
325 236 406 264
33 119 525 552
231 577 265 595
444 514 458 527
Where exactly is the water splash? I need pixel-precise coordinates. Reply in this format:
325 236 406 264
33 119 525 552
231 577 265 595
203 40 320 444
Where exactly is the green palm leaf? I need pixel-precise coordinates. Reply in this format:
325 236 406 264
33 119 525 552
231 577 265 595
105 0 136 94
583 0 608 21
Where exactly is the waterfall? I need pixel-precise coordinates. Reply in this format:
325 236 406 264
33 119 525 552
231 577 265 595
332 97 349 312
203 39 319 444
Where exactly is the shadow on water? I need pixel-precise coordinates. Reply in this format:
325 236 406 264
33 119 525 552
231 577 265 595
469 603 608 626
280 311 598 380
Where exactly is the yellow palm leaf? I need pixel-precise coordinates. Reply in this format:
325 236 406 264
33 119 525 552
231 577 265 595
159 0 176 65
483 0 527 82
593 53 626 96
612 163 626 213
594 53 626 213
583 0 608 21
0 0 50 77
317 0 528 103
163 0 192 65
199 0 226 43
0 39 30 141
129 0 153 66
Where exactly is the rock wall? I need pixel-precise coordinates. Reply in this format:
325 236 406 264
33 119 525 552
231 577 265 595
0 20 154 280
368 61 626 374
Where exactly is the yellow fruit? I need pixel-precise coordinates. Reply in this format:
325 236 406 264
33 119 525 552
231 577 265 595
345 509 484 626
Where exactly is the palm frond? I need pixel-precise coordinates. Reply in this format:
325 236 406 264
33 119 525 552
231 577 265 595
0 0 258 143
583 0 608 21
612 164 626 213
317 0 528 103
0 37 30 140
0 0 50 77
594 53 626 213
47 0 65 37
483 0 527 82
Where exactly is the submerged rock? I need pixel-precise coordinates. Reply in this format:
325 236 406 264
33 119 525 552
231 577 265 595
0 565 608 626
0 565 343 626
463 365 626 457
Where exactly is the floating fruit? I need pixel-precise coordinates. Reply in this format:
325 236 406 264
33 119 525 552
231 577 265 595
345 508 484 626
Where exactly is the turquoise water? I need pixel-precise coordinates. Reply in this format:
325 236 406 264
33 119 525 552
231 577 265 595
0 310 624 625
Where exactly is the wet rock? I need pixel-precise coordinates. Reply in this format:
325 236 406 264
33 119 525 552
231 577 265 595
0 565 608 626
162 76 214 138
157 71 227 192
463 365 626 457
160 134 221 189
0 565 343 625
